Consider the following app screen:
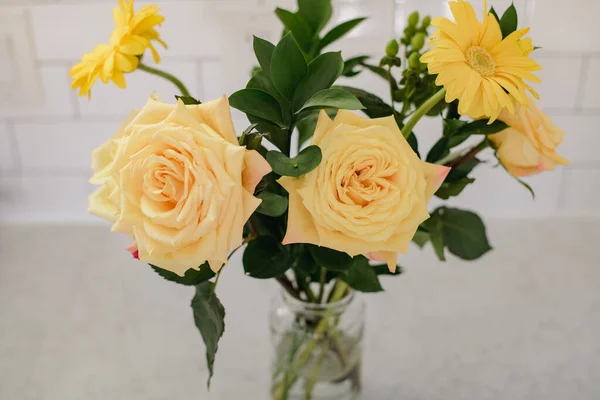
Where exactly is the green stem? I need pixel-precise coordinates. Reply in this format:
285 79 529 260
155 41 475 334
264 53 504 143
272 281 350 399
138 62 191 97
304 284 318 303
402 88 447 138
387 65 396 111
317 267 326 304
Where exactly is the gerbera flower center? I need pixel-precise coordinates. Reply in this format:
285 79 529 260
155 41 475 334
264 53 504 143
466 46 496 77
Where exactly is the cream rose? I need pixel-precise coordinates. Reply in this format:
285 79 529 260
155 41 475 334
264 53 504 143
88 95 271 275
489 96 570 177
278 110 450 272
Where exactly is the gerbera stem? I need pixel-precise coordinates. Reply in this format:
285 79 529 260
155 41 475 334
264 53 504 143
138 62 192 97
402 88 446 138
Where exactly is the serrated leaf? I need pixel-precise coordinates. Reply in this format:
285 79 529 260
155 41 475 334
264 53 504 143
499 4 518 38
298 0 333 34
298 88 364 113
256 191 289 217
275 8 313 53
175 95 201 105
266 145 322 178
243 236 291 279
253 36 276 77
151 263 215 286
441 207 492 260
191 282 225 389
229 89 284 127
292 52 344 112
308 245 353 272
318 18 367 52
271 33 308 100
341 256 383 293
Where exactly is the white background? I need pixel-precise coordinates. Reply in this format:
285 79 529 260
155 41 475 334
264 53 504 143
0 0 598 222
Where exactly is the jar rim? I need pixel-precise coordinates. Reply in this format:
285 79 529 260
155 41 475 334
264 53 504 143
280 287 355 315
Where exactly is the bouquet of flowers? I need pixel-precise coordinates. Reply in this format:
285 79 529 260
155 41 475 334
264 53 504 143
73 0 568 397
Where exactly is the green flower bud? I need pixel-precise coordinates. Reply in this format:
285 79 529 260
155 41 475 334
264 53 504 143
385 39 400 57
411 33 426 51
404 25 416 37
379 55 391 67
407 11 419 27
422 16 431 28
408 52 421 69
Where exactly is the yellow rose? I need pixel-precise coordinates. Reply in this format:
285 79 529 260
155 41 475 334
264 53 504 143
88 95 271 275
489 97 570 177
279 110 450 272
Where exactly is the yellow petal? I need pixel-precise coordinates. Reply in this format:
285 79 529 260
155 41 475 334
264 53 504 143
242 149 271 194
278 176 320 246
189 95 238 145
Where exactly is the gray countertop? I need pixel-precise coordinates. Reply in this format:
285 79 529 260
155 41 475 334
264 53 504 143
0 220 599 399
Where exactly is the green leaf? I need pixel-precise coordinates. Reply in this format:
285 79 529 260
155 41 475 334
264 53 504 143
191 282 225 389
499 4 518 38
175 95 201 105
298 88 364 113
253 36 276 77
243 236 291 279
266 145 322 178
296 247 318 275
256 191 289 217
271 33 308 100
340 256 383 293
446 158 481 182
151 263 215 286
441 207 492 260
229 89 284 127
247 115 288 152
292 52 344 112
459 119 508 135
422 211 446 261
247 71 291 125
430 232 446 261
337 86 394 118
443 118 468 137
342 55 369 77
407 132 420 159
489 6 500 23
372 263 403 276
308 245 353 272
426 138 450 163
297 110 319 146
516 177 536 199
412 230 430 248
275 8 313 53
298 0 333 34
435 178 475 200
318 18 367 52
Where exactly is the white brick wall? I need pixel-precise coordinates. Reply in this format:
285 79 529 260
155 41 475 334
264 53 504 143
0 0 598 221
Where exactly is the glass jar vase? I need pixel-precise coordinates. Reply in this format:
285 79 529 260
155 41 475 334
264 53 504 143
269 289 365 400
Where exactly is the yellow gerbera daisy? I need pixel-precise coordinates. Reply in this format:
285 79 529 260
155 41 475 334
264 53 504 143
420 0 542 122
69 0 167 98
70 44 113 98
